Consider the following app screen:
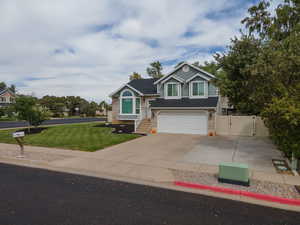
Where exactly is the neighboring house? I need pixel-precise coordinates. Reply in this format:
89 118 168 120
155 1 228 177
0 88 16 107
109 62 219 135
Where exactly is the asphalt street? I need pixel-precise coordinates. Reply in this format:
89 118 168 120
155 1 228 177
0 117 106 129
0 163 299 225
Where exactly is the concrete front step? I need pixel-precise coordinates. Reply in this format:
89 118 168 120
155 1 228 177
136 119 152 134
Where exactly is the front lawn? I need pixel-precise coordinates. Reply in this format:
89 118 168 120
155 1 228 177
0 123 140 151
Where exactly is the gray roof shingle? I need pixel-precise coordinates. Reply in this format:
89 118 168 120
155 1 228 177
150 97 219 108
127 78 158 95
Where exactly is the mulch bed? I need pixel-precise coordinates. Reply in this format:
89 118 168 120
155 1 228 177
94 123 134 134
17 127 48 135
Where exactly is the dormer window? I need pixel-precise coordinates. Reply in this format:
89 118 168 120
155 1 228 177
190 81 205 98
165 82 181 99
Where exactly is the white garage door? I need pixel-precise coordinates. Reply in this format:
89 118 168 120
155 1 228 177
158 111 208 135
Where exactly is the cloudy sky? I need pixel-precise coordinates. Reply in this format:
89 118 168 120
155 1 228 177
0 0 261 102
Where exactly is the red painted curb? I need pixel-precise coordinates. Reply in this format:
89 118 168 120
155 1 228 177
174 181 300 207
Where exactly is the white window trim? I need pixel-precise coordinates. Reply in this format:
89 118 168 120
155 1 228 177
160 75 184 84
120 89 141 115
164 82 181 99
135 97 141 115
189 81 207 99
186 73 210 82
109 84 144 97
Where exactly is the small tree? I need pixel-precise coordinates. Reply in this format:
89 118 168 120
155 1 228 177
30 106 52 127
0 82 7 90
14 96 51 131
10 84 16 93
129 72 142 81
146 61 164 78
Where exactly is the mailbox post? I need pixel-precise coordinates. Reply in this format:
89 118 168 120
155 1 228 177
12 131 25 158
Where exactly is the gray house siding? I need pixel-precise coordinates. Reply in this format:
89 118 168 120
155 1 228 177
208 83 218 96
160 72 215 97
172 66 203 81
158 65 218 98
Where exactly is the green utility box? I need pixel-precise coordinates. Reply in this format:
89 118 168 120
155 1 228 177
218 162 250 186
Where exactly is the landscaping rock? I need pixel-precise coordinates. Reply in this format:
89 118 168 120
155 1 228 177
172 169 300 199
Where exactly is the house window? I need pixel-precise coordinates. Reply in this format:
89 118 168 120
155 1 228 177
122 90 133 97
135 98 141 114
120 89 140 115
0 97 6 103
121 90 134 114
166 83 180 98
190 81 205 97
122 98 133 114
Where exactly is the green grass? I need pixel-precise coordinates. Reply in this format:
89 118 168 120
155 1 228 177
0 117 18 121
0 123 140 152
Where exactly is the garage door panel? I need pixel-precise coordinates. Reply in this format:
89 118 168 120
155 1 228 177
158 112 208 135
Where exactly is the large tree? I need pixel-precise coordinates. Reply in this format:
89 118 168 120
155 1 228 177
215 36 262 114
39 96 67 117
215 0 300 158
193 61 219 76
146 61 164 78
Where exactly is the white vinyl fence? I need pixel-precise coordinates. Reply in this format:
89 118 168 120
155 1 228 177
107 111 112 123
216 115 269 136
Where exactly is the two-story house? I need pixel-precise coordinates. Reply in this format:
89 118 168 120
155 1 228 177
0 88 16 107
109 62 219 135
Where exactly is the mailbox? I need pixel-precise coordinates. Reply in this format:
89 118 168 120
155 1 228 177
12 131 25 157
13 132 25 138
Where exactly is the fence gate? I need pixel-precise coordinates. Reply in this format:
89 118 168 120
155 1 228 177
216 115 269 136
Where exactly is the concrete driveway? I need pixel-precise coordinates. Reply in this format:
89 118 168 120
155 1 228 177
183 136 283 173
92 134 282 173
92 133 201 164
50 133 204 182
50 134 282 181
93 134 282 173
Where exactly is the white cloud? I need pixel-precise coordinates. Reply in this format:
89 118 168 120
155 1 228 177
0 0 260 102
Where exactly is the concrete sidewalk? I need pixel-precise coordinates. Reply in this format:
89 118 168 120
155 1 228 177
0 141 300 212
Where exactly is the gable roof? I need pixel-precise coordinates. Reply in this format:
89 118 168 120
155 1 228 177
154 62 215 85
185 73 210 82
160 75 184 84
0 88 15 96
127 78 158 95
110 78 158 97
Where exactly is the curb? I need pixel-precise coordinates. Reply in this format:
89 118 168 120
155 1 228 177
174 181 300 207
